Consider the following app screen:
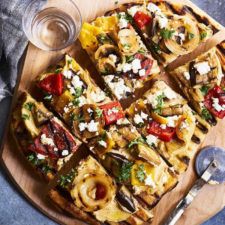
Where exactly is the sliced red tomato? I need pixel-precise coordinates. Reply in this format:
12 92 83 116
100 101 125 125
38 73 63 96
135 54 153 79
95 183 107 200
134 11 151 29
147 121 175 142
204 85 225 119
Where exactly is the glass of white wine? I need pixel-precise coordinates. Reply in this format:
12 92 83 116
22 0 82 51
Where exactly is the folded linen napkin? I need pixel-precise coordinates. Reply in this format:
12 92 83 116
0 0 46 101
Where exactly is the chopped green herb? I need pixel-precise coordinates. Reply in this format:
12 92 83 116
117 13 133 23
160 28 175 40
27 153 39 165
117 162 133 183
128 137 145 148
95 107 103 118
44 94 53 101
200 86 209 96
200 32 207 40
41 164 52 174
67 59 73 64
74 87 83 98
137 48 146 54
188 32 195 40
201 107 212 120
126 55 135 63
153 93 166 114
72 98 80 106
71 113 84 122
136 164 146 183
97 33 112 45
151 42 161 53
58 169 77 188
22 114 30 120
24 102 34 111
55 68 62 74
123 43 131 50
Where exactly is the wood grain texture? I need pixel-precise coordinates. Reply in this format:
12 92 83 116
1 1 225 225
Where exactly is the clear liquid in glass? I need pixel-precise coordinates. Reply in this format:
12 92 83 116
31 7 76 50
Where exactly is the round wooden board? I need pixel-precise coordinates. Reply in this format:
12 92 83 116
1 1 225 225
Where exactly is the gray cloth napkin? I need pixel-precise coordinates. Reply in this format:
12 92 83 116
0 0 45 101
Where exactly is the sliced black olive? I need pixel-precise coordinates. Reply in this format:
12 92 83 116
179 156 190 165
159 39 171 54
206 116 217 126
177 26 185 34
116 188 136 213
106 152 130 164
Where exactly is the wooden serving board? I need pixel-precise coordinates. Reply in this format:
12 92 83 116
1 1 225 225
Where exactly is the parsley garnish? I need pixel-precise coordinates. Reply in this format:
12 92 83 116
117 13 133 23
22 114 30 120
67 59 72 64
200 86 209 96
117 162 133 183
70 113 84 122
123 43 131 50
97 34 112 45
128 137 145 148
44 94 52 101
136 164 146 183
24 102 34 111
188 32 195 40
95 108 103 118
58 169 77 188
41 164 52 174
72 98 80 106
201 107 212 120
151 42 161 53
55 68 62 74
74 87 83 98
137 48 146 54
153 93 166 114
200 32 207 40
160 28 175 39
126 55 135 63
27 153 40 165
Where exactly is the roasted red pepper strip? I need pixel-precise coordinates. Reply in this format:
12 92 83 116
147 121 175 142
134 11 151 29
100 101 125 125
38 73 63 96
204 85 225 119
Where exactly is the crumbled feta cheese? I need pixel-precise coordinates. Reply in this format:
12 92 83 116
61 150 69 156
71 75 83 89
37 153 46 160
146 134 158 146
40 134 55 146
109 54 117 63
79 122 87 132
87 120 99 132
194 61 211 75
180 120 189 129
145 175 156 188
104 75 132 100
54 147 58 152
160 124 167 129
107 107 119 115
90 90 106 103
64 106 70 113
167 115 179 127
132 58 142 73
78 96 87 107
140 111 148 120
63 70 73 79
87 108 93 114
139 69 146 77
98 140 107 148
122 63 132 73
116 118 130 125
147 3 161 13
212 97 225 112
183 71 190 80
163 88 177 100
157 14 168 29
127 5 141 17
134 114 144 124
173 31 186 44
119 17 128 29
